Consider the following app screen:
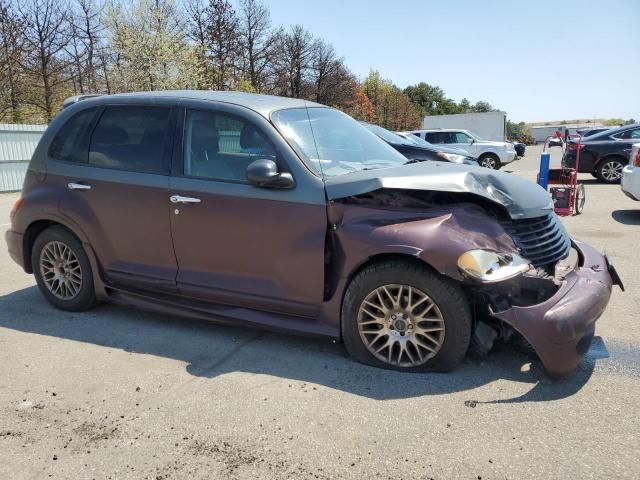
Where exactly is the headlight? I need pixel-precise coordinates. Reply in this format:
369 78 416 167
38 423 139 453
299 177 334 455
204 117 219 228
457 250 529 282
436 151 466 164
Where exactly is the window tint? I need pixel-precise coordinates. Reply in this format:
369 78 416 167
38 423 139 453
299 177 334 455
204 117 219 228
426 132 455 144
183 109 276 182
49 108 96 162
613 128 640 140
89 106 171 174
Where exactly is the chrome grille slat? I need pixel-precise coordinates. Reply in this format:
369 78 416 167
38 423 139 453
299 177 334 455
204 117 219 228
501 213 571 267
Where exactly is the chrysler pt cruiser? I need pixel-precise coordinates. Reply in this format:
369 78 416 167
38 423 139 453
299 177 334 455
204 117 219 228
5 91 623 377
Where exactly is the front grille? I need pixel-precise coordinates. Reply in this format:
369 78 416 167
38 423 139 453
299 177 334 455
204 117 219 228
501 213 571 267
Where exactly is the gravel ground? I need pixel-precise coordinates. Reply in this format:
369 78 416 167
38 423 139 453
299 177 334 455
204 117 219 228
1 144 639 479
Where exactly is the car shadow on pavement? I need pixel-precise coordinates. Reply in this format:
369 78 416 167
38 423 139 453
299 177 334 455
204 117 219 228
611 209 640 225
0 286 598 403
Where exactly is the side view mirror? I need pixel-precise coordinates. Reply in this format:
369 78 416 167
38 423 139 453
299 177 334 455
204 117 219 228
467 138 474 144
246 158 295 189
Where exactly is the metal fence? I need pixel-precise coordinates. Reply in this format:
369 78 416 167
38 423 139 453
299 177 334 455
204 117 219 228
0 123 47 192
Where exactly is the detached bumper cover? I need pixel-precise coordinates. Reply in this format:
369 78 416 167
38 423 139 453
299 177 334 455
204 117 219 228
491 240 616 377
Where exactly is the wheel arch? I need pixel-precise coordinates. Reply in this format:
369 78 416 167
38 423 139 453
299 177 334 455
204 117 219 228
22 218 88 274
595 153 628 168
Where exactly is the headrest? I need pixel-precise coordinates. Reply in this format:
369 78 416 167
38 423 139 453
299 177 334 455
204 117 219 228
93 126 128 145
240 123 264 150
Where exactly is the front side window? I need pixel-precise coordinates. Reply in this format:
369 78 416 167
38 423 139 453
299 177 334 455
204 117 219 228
89 105 171 174
49 107 96 163
183 109 276 182
272 107 407 178
454 132 471 143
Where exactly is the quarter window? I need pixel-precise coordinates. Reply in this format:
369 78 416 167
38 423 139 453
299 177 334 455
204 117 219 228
49 107 96 163
89 106 171 174
183 109 276 182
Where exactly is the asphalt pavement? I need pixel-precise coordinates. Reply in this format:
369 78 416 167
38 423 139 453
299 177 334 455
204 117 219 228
1 144 639 479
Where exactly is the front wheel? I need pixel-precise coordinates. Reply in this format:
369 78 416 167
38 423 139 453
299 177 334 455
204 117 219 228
479 154 501 170
31 226 97 311
596 159 625 183
341 260 471 372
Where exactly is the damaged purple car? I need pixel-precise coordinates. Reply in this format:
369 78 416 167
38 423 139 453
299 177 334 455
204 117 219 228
6 91 623 377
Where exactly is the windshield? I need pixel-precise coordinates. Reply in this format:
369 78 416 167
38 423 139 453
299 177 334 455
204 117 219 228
271 107 408 178
363 123 414 146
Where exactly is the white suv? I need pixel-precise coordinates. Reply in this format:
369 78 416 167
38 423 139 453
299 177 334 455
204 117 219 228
410 129 517 169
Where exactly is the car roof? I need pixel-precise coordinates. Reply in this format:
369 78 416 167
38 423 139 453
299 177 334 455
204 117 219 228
412 128 468 133
585 123 640 140
65 91 325 118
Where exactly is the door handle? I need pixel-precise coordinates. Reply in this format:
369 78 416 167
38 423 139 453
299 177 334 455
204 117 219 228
170 195 201 204
68 182 91 190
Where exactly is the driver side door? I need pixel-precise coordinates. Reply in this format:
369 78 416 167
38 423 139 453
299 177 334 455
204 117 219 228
168 105 328 318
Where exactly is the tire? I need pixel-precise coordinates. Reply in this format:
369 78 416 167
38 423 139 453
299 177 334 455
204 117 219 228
595 159 625 183
31 225 97 311
479 154 501 170
574 183 586 215
341 260 471 373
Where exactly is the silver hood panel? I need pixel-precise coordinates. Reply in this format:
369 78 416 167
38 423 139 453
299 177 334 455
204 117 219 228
324 161 554 220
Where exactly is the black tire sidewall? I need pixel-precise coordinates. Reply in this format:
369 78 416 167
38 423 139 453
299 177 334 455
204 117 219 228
31 226 97 311
341 261 471 373
480 154 501 170
596 160 624 183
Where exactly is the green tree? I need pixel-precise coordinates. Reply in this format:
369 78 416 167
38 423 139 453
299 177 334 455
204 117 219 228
403 82 459 116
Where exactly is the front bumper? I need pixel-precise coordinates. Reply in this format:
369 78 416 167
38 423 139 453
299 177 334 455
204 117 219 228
5 229 24 269
500 150 518 163
621 165 640 201
490 240 617 377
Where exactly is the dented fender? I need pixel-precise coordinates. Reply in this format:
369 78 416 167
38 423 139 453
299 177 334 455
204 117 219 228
328 198 520 282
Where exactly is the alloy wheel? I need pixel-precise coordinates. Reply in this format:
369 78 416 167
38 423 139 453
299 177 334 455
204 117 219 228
481 157 497 169
357 284 446 367
39 241 83 300
601 161 623 181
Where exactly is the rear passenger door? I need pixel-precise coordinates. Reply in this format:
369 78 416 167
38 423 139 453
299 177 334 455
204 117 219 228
51 104 178 292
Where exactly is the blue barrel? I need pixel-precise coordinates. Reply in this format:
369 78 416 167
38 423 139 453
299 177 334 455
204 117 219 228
538 152 550 189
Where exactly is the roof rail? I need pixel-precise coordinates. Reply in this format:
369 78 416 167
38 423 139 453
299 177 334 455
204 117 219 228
62 94 105 109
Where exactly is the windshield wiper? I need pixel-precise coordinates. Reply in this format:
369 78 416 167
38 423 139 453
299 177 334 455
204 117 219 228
403 159 422 165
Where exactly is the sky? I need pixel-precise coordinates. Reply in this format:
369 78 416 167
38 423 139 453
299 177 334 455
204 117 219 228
265 0 640 123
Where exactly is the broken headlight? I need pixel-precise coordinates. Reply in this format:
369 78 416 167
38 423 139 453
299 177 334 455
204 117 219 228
457 250 530 282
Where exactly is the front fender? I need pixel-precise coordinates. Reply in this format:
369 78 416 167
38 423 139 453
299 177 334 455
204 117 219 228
334 203 519 282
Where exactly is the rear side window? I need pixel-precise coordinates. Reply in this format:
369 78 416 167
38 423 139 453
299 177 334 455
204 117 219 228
612 128 640 140
183 109 276 183
49 108 96 162
89 106 171 174
426 132 454 144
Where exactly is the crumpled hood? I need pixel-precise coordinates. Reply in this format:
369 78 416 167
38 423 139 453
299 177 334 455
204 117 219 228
324 161 554 220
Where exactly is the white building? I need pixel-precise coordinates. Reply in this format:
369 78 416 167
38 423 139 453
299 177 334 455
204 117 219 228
0 123 46 192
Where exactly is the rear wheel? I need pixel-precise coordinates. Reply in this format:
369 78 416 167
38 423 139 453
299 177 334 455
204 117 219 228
341 260 471 372
479 154 501 170
31 226 97 311
596 159 624 183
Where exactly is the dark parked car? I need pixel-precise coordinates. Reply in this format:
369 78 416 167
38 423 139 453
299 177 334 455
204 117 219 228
576 127 611 138
362 123 478 166
6 91 622 377
563 124 640 183
510 141 526 157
